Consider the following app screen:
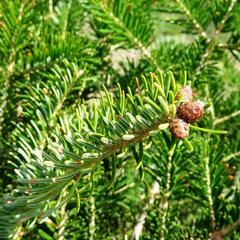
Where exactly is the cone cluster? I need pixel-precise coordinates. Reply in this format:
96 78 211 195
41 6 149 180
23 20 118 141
169 86 204 139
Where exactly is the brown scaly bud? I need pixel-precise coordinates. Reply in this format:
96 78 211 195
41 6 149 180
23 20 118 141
169 118 189 139
175 86 193 102
177 101 204 123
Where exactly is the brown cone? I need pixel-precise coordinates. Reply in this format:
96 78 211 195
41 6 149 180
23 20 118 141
177 101 204 123
169 118 189 139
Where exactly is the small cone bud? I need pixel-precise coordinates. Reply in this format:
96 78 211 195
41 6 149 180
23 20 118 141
169 118 189 139
175 86 193 102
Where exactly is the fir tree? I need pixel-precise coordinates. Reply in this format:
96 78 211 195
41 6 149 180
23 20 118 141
0 0 240 239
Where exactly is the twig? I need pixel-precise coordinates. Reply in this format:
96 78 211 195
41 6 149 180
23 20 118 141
57 191 68 240
131 181 160 240
0 3 24 135
62 0 72 40
89 196 96 240
49 0 54 17
175 0 210 41
222 151 240 163
160 143 176 240
211 219 240 240
39 69 84 150
217 43 240 51
102 4 161 70
213 110 240 126
204 157 216 230
194 0 238 78
215 0 237 34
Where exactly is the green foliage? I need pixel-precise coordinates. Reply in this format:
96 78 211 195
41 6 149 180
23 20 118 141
0 0 240 239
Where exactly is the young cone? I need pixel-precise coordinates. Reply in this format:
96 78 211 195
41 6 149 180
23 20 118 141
169 118 189 139
177 101 204 123
175 86 193 102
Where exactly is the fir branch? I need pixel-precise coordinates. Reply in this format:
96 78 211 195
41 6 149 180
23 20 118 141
61 0 73 40
0 1 239 238
0 1 25 136
160 142 176 240
212 219 240 240
204 156 216 230
194 0 238 78
13 35 93 78
12 226 23 240
87 0 160 69
131 181 160 240
0 72 178 237
175 0 210 41
213 109 240 126
22 61 84 151
222 151 240 163
218 43 240 50
4 61 84 238
214 0 238 35
89 195 96 240
49 0 54 17
57 191 68 240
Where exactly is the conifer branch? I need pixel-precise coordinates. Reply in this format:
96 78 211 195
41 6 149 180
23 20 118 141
212 219 240 240
204 156 216 230
131 181 160 240
0 72 177 237
89 195 96 240
106 9 157 67
0 2 25 136
62 0 73 40
13 36 92 78
175 0 210 41
5 62 84 238
222 151 240 163
0 1 239 238
213 109 240 126
214 0 238 35
57 191 68 240
49 0 54 17
87 1 160 69
194 0 238 78
217 43 240 51
12 226 23 240
160 143 176 239
40 67 84 150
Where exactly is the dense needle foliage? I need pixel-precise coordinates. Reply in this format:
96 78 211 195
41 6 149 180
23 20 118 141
0 0 240 239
